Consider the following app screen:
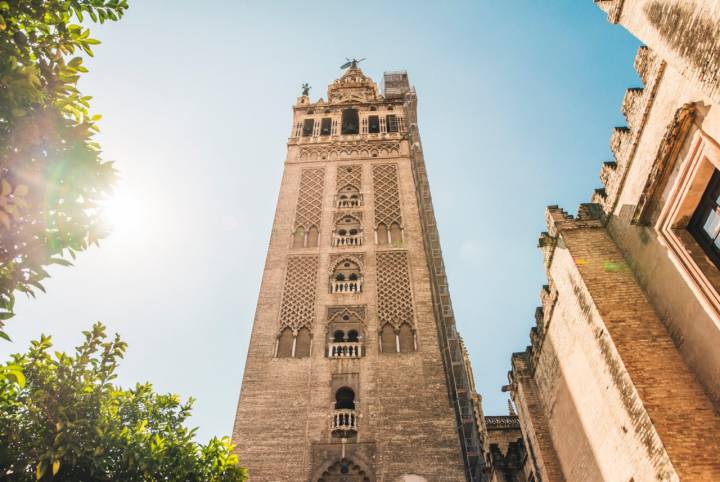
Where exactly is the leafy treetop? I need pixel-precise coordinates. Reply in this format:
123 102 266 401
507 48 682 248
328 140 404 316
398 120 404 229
0 323 248 481
0 0 129 341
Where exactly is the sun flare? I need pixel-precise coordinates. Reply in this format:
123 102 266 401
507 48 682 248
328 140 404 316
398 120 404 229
100 187 147 240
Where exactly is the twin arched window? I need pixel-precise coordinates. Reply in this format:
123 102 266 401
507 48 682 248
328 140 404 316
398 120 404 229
380 323 415 353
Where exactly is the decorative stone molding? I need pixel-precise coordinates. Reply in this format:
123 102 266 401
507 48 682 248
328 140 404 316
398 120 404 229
299 141 401 161
327 305 366 323
328 253 365 274
632 103 699 225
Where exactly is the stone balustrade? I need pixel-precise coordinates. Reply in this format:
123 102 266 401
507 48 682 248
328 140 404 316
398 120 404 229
331 280 362 293
328 342 362 358
332 233 363 247
331 409 358 434
335 195 362 208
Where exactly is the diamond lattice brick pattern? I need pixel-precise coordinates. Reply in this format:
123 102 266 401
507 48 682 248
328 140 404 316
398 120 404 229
376 251 414 328
294 168 325 231
336 164 362 190
372 164 402 227
279 256 319 332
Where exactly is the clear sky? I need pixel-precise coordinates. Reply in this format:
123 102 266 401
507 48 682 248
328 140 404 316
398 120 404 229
0 1 641 442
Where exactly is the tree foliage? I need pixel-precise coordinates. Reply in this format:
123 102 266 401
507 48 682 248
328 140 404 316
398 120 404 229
0 0 129 341
0 323 248 481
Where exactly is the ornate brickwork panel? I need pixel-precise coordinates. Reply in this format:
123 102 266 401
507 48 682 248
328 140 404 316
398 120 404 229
333 211 363 223
336 165 362 190
376 251 414 328
294 168 325 231
327 305 366 322
299 142 400 161
329 253 365 273
372 164 403 228
279 256 319 333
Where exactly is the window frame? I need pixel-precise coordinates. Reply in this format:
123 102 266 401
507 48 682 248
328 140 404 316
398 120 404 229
688 169 720 269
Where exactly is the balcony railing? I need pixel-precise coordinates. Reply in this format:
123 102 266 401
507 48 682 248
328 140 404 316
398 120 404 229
332 233 363 247
328 342 362 358
335 195 362 208
331 280 362 294
331 409 358 436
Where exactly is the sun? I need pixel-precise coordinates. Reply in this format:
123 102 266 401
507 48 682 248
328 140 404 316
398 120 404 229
99 185 147 241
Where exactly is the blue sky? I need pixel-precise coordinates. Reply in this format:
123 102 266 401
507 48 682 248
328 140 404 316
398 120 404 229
0 1 641 442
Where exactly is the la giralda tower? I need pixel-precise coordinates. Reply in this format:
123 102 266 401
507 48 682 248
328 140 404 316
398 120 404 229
232 63 485 482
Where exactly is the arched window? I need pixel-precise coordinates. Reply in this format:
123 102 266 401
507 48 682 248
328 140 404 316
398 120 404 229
277 328 294 357
331 260 362 293
399 323 414 352
347 330 359 342
335 387 355 410
293 227 305 248
336 185 361 208
333 330 345 342
390 222 402 244
306 226 318 247
295 327 311 357
376 223 388 245
381 324 396 353
341 109 359 135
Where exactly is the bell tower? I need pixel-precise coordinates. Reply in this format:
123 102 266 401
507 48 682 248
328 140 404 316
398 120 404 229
232 64 484 481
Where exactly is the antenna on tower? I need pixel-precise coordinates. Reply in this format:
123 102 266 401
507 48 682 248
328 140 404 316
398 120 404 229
340 58 366 69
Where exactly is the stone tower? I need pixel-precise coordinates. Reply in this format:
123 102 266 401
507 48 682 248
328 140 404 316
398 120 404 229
232 65 483 482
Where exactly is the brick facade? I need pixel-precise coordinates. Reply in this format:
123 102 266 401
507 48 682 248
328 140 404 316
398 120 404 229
232 67 476 481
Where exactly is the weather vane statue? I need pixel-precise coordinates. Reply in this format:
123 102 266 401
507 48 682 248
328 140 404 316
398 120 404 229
301 83 310 96
340 57 366 69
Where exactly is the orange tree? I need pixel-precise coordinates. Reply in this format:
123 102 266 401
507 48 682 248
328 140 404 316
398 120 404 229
0 323 248 481
0 1 128 341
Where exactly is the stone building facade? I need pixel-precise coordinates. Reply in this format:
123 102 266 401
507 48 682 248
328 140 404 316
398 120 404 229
231 65 484 481
497 1 720 481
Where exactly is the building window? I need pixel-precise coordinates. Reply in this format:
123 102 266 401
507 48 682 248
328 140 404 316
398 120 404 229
368 115 380 134
689 169 720 268
320 117 332 136
341 109 359 135
302 118 314 137
386 114 398 133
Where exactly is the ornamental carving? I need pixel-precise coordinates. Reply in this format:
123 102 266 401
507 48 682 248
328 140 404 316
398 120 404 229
279 256 319 333
376 251 415 329
299 142 400 161
294 168 325 231
327 305 366 322
372 164 403 228
337 164 362 190
329 253 365 274
333 211 362 223
327 66 378 104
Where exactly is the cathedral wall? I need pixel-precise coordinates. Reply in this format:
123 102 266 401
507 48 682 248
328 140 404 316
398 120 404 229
539 222 720 480
603 66 720 408
597 0 720 103
542 239 674 481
